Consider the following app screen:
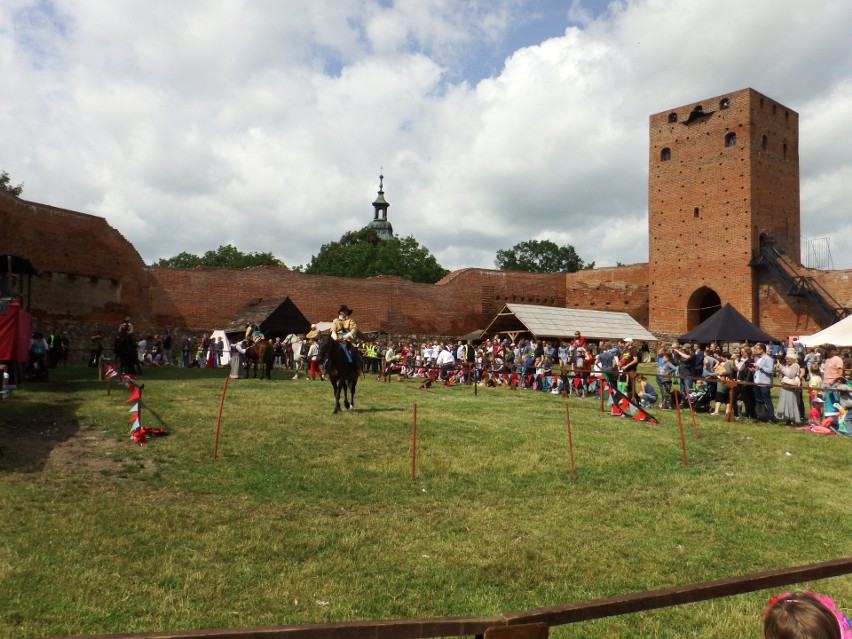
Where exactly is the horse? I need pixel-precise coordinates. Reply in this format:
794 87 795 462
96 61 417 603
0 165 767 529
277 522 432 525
114 331 138 375
316 333 360 414
244 339 274 379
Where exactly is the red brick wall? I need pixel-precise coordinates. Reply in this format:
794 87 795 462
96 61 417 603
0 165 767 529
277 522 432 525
150 267 568 335
0 191 178 326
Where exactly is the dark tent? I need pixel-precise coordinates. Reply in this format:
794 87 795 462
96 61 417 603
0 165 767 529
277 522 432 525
680 303 777 344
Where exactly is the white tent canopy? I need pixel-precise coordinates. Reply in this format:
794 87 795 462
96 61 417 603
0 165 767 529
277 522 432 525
797 315 852 347
481 303 657 342
210 329 231 365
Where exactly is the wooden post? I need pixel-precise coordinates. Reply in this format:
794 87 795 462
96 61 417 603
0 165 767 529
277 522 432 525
684 379 699 438
674 390 688 467
600 380 606 413
565 403 575 480
213 375 229 460
726 381 736 423
411 403 417 481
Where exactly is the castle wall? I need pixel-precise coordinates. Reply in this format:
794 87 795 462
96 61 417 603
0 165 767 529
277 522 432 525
0 191 179 327
150 267 569 336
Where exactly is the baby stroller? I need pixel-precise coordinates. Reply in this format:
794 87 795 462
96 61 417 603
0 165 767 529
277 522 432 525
671 381 713 412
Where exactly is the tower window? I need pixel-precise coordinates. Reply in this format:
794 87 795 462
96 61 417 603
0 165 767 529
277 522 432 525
661 147 671 161
762 134 767 151
783 142 788 160
668 112 678 123
725 132 737 147
720 98 730 109
694 207 699 218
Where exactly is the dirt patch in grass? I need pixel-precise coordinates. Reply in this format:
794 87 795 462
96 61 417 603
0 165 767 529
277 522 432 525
0 413 131 479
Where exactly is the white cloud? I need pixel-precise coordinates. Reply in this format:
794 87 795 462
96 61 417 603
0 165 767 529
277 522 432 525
2 0 852 272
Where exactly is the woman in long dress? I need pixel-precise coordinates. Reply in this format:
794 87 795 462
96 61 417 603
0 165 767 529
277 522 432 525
776 349 801 424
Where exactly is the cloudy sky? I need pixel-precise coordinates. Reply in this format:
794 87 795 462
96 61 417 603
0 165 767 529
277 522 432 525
3 0 852 271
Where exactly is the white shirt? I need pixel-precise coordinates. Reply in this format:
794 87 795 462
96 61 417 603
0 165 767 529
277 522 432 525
436 349 455 366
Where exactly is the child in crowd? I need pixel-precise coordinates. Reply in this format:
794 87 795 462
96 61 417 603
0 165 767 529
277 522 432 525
794 396 835 434
763 590 851 639
809 364 823 401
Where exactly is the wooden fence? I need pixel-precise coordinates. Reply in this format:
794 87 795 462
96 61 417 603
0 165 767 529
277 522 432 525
60 557 852 639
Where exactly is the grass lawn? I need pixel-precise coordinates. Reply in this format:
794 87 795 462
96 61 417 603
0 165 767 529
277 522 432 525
0 365 849 639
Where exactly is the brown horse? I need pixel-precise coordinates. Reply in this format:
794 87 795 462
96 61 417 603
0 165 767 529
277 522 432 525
244 339 274 379
317 333 360 413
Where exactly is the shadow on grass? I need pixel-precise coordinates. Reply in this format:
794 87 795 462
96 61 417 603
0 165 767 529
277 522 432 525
0 380 83 474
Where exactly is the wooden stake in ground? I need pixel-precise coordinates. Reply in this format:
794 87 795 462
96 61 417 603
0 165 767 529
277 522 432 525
673 390 688 467
684 380 700 438
411 403 417 480
565 403 575 480
213 375 229 460
599 380 606 413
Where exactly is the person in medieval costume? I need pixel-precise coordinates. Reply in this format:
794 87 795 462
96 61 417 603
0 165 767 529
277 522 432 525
331 304 361 366
244 322 264 344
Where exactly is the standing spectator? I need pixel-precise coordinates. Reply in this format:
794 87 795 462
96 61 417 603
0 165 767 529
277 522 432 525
656 349 676 408
229 339 246 379
273 337 284 368
621 338 640 400
734 346 756 419
671 343 693 391
162 329 173 364
134 335 147 374
47 327 62 368
307 339 320 380
200 333 210 364
710 352 734 417
89 334 103 367
752 343 775 422
215 336 225 368
775 348 801 424
28 332 50 381
181 335 193 367
822 344 845 427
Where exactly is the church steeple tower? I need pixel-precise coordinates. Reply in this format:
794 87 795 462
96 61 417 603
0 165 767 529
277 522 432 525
367 173 394 240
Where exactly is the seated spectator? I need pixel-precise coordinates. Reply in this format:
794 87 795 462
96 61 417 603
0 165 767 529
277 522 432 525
763 590 850 639
636 374 658 407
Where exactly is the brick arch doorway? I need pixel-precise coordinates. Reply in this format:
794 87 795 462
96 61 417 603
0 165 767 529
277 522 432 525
687 287 722 330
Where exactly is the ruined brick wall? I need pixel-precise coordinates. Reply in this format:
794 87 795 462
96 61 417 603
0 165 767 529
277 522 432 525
564 264 649 326
0 191 180 328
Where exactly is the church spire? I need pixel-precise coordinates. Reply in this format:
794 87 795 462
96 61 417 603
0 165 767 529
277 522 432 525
368 172 393 240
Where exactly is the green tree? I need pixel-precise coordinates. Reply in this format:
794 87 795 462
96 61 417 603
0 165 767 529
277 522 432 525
156 244 284 268
0 170 24 196
495 239 593 272
298 228 449 283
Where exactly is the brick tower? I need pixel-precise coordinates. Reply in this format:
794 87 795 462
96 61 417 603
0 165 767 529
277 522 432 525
648 88 799 334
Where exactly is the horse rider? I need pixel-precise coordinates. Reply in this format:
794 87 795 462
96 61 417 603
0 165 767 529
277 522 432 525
244 322 264 344
331 304 360 365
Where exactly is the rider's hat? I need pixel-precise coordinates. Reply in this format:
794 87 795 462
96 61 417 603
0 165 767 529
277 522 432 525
338 304 354 315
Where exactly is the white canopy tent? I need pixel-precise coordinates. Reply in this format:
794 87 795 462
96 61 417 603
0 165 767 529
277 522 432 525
797 315 852 347
210 329 231 365
481 303 657 343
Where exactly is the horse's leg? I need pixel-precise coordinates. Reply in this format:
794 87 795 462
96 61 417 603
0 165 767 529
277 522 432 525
349 378 356 410
343 381 350 410
332 380 341 414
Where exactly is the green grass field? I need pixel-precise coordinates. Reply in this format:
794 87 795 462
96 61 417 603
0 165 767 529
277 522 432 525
0 365 849 639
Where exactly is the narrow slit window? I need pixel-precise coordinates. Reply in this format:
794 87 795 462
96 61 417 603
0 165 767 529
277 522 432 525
725 132 737 147
661 147 671 161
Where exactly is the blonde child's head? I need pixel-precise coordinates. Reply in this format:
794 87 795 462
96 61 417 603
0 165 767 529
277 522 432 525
764 591 847 639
